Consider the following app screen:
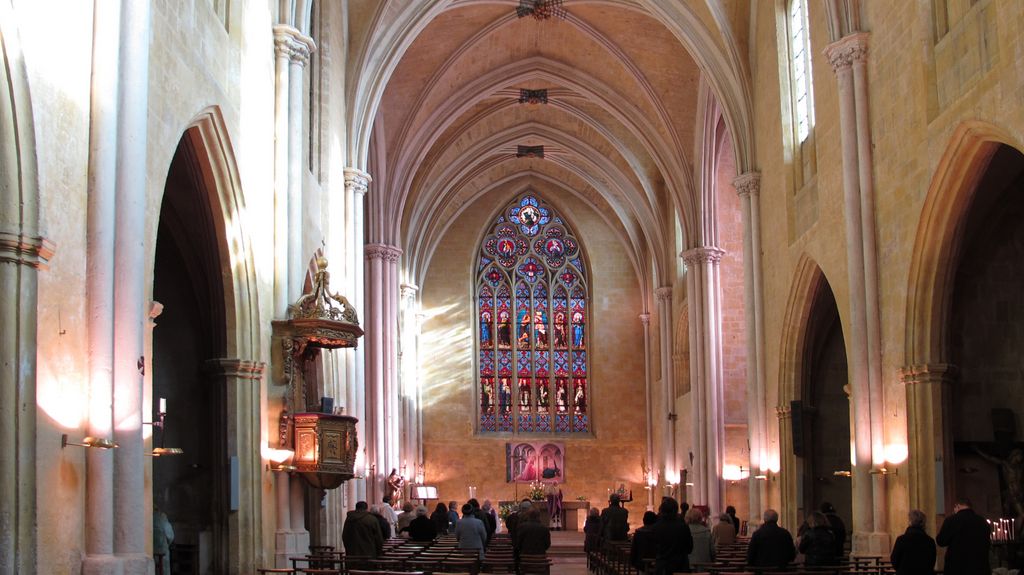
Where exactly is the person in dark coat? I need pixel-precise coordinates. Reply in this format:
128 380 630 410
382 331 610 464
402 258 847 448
342 501 385 558
601 494 630 541
371 503 392 540
725 505 740 535
469 498 496 543
652 497 694 575
746 509 796 569
891 509 937 575
583 507 602 553
431 502 450 535
408 505 438 542
820 502 847 558
798 511 837 566
936 498 990 575
630 511 659 572
514 508 551 557
506 499 533 543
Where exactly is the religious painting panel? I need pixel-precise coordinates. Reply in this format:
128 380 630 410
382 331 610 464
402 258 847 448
506 441 565 483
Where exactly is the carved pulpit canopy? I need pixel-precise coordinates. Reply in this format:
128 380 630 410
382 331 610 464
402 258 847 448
272 255 363 490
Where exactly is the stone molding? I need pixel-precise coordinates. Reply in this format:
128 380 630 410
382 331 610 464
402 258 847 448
680 246 725 266
343 167 372 196
273 24 315 65
655 286 673 302
400 283 419 299
776 404 792 419
899 363 958 385
733 172 761 199
638 313 650 325
365 243 402 263
205 358 267 381
824 32 869 72
0 231 54 269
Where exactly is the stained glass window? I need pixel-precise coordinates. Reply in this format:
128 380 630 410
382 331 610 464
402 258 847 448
476 194 589 434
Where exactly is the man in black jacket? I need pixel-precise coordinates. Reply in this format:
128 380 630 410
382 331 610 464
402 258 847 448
601 494 630 541
891 509 936 575
652 497 693 575
746 509 796 569
936 498 990 575
820 502 847 558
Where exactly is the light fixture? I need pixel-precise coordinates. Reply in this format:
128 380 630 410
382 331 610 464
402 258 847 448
869 466 898 476
832 470 852 477
148 447 184 457
268 463 298 473
62 433 118 450
515 0 566 20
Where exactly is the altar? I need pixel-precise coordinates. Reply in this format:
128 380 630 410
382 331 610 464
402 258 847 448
502 500 591 531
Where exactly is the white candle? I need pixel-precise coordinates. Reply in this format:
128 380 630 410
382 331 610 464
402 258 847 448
159 397 166 414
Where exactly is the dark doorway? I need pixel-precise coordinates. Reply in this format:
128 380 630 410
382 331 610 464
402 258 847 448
950 145 1024 527
799 279 852 537
152 134 228 574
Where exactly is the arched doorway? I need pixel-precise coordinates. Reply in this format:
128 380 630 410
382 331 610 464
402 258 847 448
948 145 1024 526
152 134 230 574
797 278 851 538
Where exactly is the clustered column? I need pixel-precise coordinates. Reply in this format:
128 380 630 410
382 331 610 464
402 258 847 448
655 288 677 493
825 32 886 552
343 168 370 507
901 364 956 533
399 283 422 489
734 172 767 524
639 313 655 510
682 248 726 511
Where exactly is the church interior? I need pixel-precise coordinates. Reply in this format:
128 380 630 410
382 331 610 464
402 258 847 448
3 0 1024 572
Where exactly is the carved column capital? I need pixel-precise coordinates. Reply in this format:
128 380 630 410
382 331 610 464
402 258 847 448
776 404 792 420
204 358 267 381
400 283 419 300
655 286 673 302
273 24 315 65
638 313 651 325
900 363 958 386
365 243 402 263
824 32 869 72
733 172 761 199
680 246 726 266
343 167 372 196
0 231 54 269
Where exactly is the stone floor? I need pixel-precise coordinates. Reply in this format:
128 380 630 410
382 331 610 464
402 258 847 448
548 530 589 575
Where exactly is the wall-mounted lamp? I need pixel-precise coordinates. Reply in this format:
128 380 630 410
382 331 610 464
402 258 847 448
832 470 852 477
268 463 298 473
754 472 773 481
62 433 118 450
869 466 898 476
147 447 184 457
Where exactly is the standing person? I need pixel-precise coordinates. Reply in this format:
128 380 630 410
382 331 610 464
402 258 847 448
798 511 837 566
381 495 400 536
153 505 174 575
891 509 937 575
725 505 740 535
711 513 737 549
448 500 460 533
455 503 488 558
820 502 847 558
431 502 450 535
629 511 658 572
652 497 693 575
396 501 416 535
507 500 533 543
371 503 393 540
483 499 500 533
469 498 496 542
601 494 630 542
685 507 715 568
408 505 439 542
583 507 602 553
343 501 385 558
514 508 551 557
746 509 796 569
936 498 990 575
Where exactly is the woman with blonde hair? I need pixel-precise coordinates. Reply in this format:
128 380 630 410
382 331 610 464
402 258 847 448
685 507 715 567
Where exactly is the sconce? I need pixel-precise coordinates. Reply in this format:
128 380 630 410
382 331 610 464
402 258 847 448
754 472 773 481
148 447 184 457
268 463 298 473
869 466 898 476
832 470 852 477
61 434 118 450
144 397 183 457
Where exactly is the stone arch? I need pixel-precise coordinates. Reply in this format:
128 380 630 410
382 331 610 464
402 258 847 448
0 5 48 572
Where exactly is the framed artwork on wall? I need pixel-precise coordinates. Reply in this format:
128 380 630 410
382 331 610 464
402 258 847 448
506 441 565 483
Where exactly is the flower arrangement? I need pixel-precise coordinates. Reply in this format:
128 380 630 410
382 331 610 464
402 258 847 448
498 502 517 521
575 495 588 502
528 480 546 501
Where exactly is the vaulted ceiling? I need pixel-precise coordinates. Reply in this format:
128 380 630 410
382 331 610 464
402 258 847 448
348 0 753 290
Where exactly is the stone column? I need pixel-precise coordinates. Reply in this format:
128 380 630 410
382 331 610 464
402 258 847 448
111 2 151 571
775 405 796 530
400 284 420 486
640 313 654 510
384 248 402 480
205 359 266 573
82 0 120 572
682 248 726 511
655 287 677 491
735 172 765 523
364 244 388 503
901 364 956 535
825 33 885 552
344 169 370 505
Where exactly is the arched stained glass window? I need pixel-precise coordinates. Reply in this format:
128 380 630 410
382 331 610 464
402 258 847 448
477 194 589 434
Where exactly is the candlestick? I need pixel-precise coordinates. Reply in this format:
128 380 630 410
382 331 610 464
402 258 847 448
159 397 166 414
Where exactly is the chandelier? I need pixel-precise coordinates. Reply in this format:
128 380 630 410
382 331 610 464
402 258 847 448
516 0 566 21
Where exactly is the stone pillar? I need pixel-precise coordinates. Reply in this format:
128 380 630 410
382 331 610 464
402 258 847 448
384 248 402 481
400 284 420 486
682 247 726 511
365 243 402 503
205 359 266 573
775 405 796 530
111 2 151 571
82 0 120 572
655 287 677 491
825 32 886 552
640 313 654 510
735 172 765 524
901 364 956 535
344 169 370 506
